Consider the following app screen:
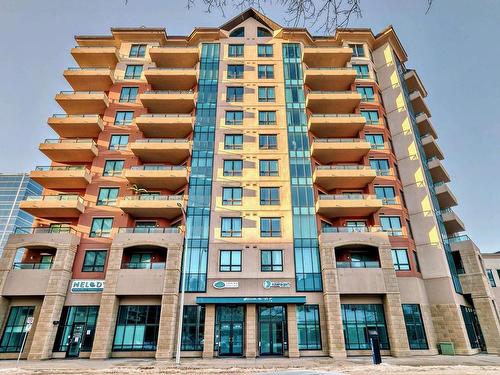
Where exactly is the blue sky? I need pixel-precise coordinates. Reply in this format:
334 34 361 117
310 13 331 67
0 0 498 251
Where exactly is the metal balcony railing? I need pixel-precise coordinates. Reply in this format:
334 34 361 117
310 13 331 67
134 138 189 143
310 113 363 118
336 260 380 268
130 165 187 171
118 227 181 234
121 262 166 270
51 114 101 119
35 165 87 171
448 235 471 243
123 195 184 201
12 262 53 270
318 194 377 200
139 114 192 118
308 90 358 94
322 226 381 233
24 194 84 203
42 138 96 144
143 90 194 94
14 226 76 234
316 165 373 170
314 138 365 143
59 90 105 94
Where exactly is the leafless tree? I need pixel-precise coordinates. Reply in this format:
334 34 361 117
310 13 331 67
184 0 434 34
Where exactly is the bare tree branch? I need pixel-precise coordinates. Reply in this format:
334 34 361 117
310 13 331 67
425 0 433 15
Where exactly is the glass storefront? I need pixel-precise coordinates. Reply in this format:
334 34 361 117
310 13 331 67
259 305 287 355
181 305 205 351
296 305 321 350
341 304 389 350
215 306 244 356
402 304 428 350
0 306 35 353
113 305 160 351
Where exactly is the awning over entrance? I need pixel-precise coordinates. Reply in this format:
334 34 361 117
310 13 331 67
196 296 306 305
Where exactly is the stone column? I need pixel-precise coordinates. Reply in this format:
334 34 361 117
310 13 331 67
286 304 300 358
245 304 257 358
430 304 475 355
472 297 500 354
383 293 410 357
156 244 182 359
202 304 215 358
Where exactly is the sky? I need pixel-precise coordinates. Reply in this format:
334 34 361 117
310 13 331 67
0 0 498 251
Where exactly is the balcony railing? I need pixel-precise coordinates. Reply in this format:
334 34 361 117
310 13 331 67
314 138 365 143
375 169 392 176
124 195 183 201
318 194 376 200
12 262 53 270
310 114 362 118
308 90 358 94
336 260 380 268
25 194 84 203
35 165 87 171
118 227 181 234
73 46 116 49
381 198 398 205
140 114 192 118
51 114 101 119
59 90 105 94
14 226 76 234
134 138 189 143
42 138 96 144
130 165 187 171
448 235 471 244
121 262 166 270
145 67 194 71
434 181 445 188
143 90 194 94
322 226 381 233
316 165 373 170
306 66 354 71
66 67 110 71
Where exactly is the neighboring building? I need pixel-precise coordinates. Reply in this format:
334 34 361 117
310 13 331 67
0 8 499 361
0 173 41 252
481 252 500 316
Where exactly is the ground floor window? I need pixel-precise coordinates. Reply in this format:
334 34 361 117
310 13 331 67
402 304 428 349
296 305 321 350
0 306 35 352
181 305 205 351
460 305 482 349
53 306 99 352
113 305 160 351
341 304 389 350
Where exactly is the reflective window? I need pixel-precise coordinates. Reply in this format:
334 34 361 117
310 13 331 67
223 160 243 176
119 87 138 103
349 43 365 57
341 304 389 350
113 305 160 351
402 304 428 350
221 217 242 237
227 64 244 79
259 134 277 150
103 160 124 176
229 27 244 37
361 110 379 124
460 306 482 349
357 86 375 102
257 44 273 57
258 86 276 102
353 64 369 78
261 250 283 271
124 65 143 79
219 250 242 272
114 111 134 125
260 187 280 205
181 306 205 351
487 269 496 287
297 305 321 350
53 306 99 352
228 44 244 57
82 250 107 272
391 249 410 271
375 186 396 205
90 218 113 238
365 134 385 149
0 306 35 352
260 217 281 237
222 187 242 206
227 87 244 102
369 159 390 176
257 27 272 37
259 160 278 176
259 111 277 125
258 65 274 79
380 216 403 236
109 135 129 150
129 44 146 58
225 111 243 125
224 134 243 150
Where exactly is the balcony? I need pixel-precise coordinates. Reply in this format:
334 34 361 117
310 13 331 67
304 67 356 91
48 114 104 138
71 46 119 68
421 134 444 160
308 114 366 138
139 90 195 113
55 91 109 115
129 139 191 164
144 67 197 90
415 112 437 139
316 194 382 218
30 166 92 189
63 68 114 91
302 46 352 68
117 195 184 219
434 182 458 209
39 139 98 162
311 138 371 164
427 157 451 183
404 70 427 97
314 165 376 190
124 165 189 189
409 91 430 117
135 114 194 138
20 195 85 218
441 208 466 235
306 91 361 114
149 46 199 68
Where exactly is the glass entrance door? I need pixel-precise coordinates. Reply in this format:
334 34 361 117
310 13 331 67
259 305 287 356
66 323 85 358
215 306 244 356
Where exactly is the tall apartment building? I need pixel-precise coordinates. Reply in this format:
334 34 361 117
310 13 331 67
0 174 41 252
0 8 498 360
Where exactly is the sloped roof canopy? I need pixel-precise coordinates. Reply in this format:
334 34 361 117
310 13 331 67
219 7 282 31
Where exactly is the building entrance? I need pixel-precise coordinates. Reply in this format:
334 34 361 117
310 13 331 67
258 305 287 356
215 305 244 356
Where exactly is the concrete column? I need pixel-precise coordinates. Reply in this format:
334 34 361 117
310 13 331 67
469 297 500 354
286 304 299 358
383 294 410 357
245 304 257 358
202 304 215 358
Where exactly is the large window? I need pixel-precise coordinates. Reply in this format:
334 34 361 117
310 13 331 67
487 269 496 287
97 187 119 206
114 111 134 125
53 306 99 352
0 306 35 353
257 44 273 57
109 135 129 150
258 86 276 102
225 111 243 125
260 217 281 237
119 87 138 103
391 249 410 271
219 250 242 272
353 64 370 79
261 250 283 271
349 43 365 57
181 306 205 351
460 306 481 349
341 304 389 350
375 186 396 205
222 187 242 206
361 110 379 124
82 250 107 272
402 304 428 350
357 86 375 102
228 44 244 57
221 217 242 237
129 44 146 58
227 87 244 102
259 111 277 125
297 305 322 350
227 64 244 79
224 134 243 150
369 159 391 176
380 216 403 236
103 160 124 176
223 159 243 176
259 160 279 176
124 65 143 79
365 134 385 150
258 65 274 79
259 134 277 150
113 305 160 351
260 187 280 205
90 218 113 238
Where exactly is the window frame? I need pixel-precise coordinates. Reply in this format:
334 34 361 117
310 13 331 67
260 187 280 206
258 64 275 79
402 304 429 350
261 249 283 272
296 305 322 350
223 159 243 176
119 87 139 103
391 248 410 271
108 134 129 150
82 250 107 272
226 86 244 102
258 86 276 102
221 217 242 238
103 160 125 177
228 44 244 58
96 187 119 206
259 159 279 176
257 44 273 57
259 111 277 125
224 134 243 150
129 44 146 58
219 249 242 272
259 134 278 150
260 217 281 237
222 187 242 206
89 217 114 238
225 111 244 125
0 306 35 353
113 305 160 351
124 64 143 80
227 64 244 79
114 111 134 125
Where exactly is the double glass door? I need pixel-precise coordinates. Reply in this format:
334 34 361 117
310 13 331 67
215 306 244 356
259 305 287 356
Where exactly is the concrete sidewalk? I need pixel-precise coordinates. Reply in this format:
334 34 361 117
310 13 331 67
0 355 499 374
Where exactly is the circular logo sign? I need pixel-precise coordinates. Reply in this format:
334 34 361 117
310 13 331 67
213 281 226 289
263 280 272 289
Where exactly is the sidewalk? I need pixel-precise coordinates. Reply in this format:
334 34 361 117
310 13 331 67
0 355 499 375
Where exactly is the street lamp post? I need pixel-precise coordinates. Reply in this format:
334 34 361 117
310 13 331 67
175 202 188 365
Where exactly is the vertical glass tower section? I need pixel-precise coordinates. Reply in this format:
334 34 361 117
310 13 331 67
183 43 220 292
395 57 462 293
282 44 322 292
